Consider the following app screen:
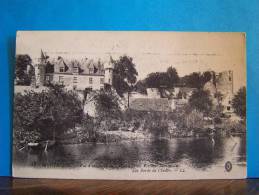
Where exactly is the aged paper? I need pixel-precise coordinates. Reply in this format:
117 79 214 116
13 31 246 179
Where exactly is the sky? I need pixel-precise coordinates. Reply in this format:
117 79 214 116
16 31 246 92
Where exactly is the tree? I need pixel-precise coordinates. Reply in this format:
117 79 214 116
93 90 121 120
144 67 179 89
201 71 214 85
93 90 121 142
232 87 246 119
45 61 54 73
15 54 33 85
13 84 83 142
189 89 213 115
112 55 138 96
181 71 215 89
166 66 179 87
185 109 204 129
181 72 202 88
145 72 161 88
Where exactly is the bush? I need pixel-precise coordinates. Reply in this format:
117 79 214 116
221 120 246 135
185 109 204 129
13 84 83 142
214 117 222 124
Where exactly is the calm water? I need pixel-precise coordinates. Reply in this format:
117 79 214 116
13 136 246 170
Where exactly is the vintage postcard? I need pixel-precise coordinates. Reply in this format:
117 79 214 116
13 31 246 179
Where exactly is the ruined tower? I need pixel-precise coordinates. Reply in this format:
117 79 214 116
216 70 234 94
216 70 234 113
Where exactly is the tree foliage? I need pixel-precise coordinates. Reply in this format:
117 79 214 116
166 67 179 87
112 55 138 96
144 67 179 89
188 89 213 115
232 87 246 119
93 90 121 120
181 71 215 89
15 54 34 85
185 109 205 129
13 84 83 141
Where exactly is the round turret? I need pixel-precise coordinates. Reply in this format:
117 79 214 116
104 61 115 70
104 61 114 86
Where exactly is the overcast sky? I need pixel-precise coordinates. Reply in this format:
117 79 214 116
16 31 246 92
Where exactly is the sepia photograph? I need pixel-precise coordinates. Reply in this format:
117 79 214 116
12 31 246 179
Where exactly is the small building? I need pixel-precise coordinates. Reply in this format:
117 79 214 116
172 87 196 100
129 98 172 112
146 88 161 98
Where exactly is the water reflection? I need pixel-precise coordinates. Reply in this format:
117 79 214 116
13 136 246 170
148 139 171 164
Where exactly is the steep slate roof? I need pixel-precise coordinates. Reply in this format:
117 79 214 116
129 98 171 112
49 57 104 75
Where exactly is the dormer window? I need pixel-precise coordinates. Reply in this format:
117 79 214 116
89 68 93 74
60 67 64 72
73 67 78 73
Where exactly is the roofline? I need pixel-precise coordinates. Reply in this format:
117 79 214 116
49 72 105 76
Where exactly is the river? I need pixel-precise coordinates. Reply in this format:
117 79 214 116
13 136 246 171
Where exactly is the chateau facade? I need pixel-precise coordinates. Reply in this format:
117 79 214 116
32 51 114 91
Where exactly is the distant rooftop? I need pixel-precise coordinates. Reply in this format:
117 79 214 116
129 98 171 112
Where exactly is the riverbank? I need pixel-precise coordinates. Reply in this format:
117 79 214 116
56 128 245 146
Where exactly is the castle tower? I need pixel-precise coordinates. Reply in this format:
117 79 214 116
215 70 234 113
34 62 46 87
104 61 114 86
34 50 47 87
216 70 234 94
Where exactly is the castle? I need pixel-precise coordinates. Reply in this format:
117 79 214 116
32 50 114 91
29 51 234 114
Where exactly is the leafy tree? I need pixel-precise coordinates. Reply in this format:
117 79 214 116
145 72 161 88
92 90 121 141
79 114 96 142
166 66 179 87
201 71 212 84
189 89 213 115
181 71 215 89
232 87 246 119
144 67 179 89
185 109 205 129
45 61 54 73
112 55 138 96
15 54 33 85
93 90 121 120
13 84 83 142
181 72 202 88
